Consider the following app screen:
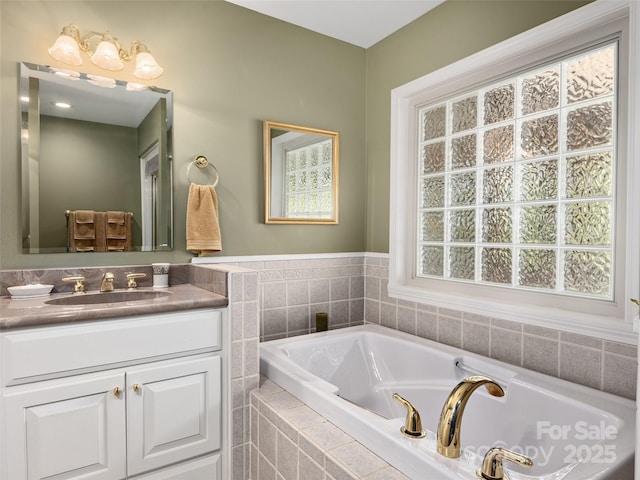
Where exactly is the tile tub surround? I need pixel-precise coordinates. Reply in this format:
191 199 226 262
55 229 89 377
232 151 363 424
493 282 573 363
364 255 638 400
259 257 365 341
196 254 366 341
194 252 638 400
196 264 261 480
250 377 409 480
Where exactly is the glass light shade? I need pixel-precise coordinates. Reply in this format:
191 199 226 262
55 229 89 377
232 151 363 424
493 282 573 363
48 35 82 66
134 52 163 80
91 40 123 71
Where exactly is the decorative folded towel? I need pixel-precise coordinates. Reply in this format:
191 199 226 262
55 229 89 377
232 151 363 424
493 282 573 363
95 212 107 252
106 211 127 239
67 210 130 253
106 211 132 252
73 242 95 252
107 210 125 225
186 184 222 255
67 210 96 252
72 210 95 240
107 242 126 252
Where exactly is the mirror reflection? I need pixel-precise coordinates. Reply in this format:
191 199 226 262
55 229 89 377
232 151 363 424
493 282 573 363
20 62 173 253
264 121 339 224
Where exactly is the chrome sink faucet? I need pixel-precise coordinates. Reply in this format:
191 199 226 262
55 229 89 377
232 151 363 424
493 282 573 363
100 272 115 292
437 375 505 458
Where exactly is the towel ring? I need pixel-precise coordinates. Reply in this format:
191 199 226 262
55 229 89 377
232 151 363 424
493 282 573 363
187 155 219 187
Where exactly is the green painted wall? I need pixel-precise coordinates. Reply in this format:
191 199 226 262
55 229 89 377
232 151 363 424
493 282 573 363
0 0 591 269
0 0 366 269
364 0 591 252
39 116 141 251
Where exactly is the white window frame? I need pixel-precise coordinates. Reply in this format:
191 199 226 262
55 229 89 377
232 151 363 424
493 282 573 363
389 0 640 345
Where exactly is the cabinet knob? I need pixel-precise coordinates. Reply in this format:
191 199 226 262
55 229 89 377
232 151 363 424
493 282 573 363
113 386 122 398
133 384 141 394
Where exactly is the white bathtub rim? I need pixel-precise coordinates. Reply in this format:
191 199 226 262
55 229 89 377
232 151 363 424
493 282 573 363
259 324 635 480
261 324 635 411
260 355 480 479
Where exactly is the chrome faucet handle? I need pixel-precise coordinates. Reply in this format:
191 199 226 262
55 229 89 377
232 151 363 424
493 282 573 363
477 447 533 480
62 275 86 294
392 393 425 438
126 272 146 289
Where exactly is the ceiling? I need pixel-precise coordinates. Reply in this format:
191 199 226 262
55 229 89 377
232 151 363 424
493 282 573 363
224 0 446 48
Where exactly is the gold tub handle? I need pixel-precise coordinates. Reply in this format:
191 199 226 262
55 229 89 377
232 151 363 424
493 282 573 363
392 392 426 439
477 447 533 480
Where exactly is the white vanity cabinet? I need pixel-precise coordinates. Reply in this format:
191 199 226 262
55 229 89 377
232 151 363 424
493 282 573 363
0 308 229 480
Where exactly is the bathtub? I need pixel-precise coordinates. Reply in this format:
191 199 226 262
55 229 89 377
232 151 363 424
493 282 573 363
260 324 635 480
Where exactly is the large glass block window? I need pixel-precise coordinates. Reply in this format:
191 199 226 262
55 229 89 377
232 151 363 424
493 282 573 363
284 139 333 218
417 42 616 299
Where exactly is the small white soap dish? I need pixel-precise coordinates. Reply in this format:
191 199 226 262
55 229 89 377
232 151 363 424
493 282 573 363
8 283 54 299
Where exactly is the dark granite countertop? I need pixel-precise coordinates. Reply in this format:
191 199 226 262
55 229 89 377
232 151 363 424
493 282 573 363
0 284 227 330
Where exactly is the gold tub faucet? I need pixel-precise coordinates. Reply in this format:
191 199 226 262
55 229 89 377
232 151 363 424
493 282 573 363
437 375 505 458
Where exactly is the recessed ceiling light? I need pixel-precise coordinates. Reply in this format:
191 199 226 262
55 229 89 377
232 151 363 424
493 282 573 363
54 102 71 109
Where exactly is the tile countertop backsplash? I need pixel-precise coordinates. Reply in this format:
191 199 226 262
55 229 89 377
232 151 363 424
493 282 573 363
0 264 187 295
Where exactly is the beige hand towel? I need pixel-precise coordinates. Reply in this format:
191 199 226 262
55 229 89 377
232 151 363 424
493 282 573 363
186 184 222 255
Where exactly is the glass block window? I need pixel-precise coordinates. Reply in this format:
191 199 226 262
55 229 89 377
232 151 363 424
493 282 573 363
416 42 616 299
284 139 333 218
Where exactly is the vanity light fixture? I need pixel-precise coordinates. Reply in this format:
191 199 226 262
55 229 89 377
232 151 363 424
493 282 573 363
91 32 123 71
48 24 163 80
87 75 116 89
51 68 80 81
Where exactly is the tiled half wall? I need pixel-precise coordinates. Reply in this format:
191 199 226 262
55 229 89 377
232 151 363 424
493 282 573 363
250 377 409 480
199 253 637 400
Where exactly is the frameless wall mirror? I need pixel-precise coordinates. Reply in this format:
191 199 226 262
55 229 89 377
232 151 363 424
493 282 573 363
19 62 173 253
264 121 339 224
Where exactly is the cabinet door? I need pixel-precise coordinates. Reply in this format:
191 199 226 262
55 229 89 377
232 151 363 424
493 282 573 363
3 372 126 480
126 356 221 476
